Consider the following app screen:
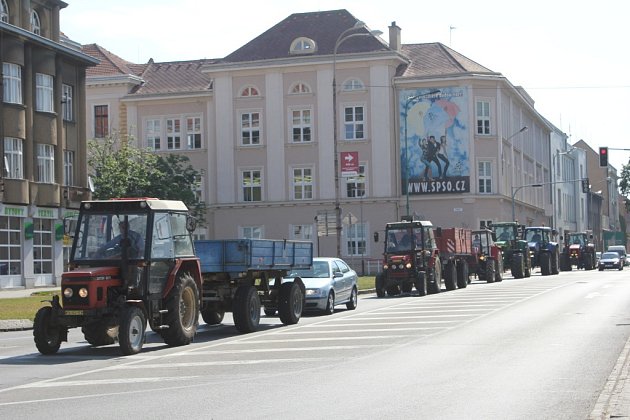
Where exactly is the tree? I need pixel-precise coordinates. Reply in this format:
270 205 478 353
88 134 206 225
619 162 630 213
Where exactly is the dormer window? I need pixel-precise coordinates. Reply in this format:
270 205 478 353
30 10 40 35
342 78 365 92
290 37 316 55
0 0 9 23
240 86 260 97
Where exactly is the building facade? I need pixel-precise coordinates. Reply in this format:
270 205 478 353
83 9 613 272
0 0 97 289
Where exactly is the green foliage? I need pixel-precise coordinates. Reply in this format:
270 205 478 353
620 162 630 213
87 134 206 225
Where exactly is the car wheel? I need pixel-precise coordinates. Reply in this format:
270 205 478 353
324 291 335 315
346 287 358 310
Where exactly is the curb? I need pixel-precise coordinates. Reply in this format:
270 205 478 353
0 319 33 332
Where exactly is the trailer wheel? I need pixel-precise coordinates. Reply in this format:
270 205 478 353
233 285 261 333
119 306 146 355
33 306 62 355
160 272 199 346
415 272 426 297
375 273 386 298
278 282 303 325
444 262 457 291
456 262 469 288
82 321 115 346
201 307 225 325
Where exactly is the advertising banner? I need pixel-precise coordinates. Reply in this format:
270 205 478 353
399 87 470 195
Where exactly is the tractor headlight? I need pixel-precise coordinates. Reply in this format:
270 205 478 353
78 288 88 298
63 287 73 298
383 264 389 270
405 262 412 269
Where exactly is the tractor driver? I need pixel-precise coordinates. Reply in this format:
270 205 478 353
98 220 145 258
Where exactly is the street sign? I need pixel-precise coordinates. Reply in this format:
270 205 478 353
340 151 359 176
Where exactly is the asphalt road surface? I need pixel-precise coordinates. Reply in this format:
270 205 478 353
1 268 629 419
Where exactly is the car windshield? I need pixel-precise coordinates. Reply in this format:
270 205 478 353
288 260 330 278
602 252 619 259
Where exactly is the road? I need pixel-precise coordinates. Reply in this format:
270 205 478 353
1 269 629 419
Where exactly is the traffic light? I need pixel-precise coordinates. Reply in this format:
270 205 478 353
581 178 590 193
599 147 608 167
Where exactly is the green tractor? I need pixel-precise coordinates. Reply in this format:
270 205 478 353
490 222 531 279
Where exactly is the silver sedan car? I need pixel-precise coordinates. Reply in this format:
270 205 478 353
286 257 358 314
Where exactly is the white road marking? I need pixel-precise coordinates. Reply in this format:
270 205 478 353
14 376 200 389
104 357 335 370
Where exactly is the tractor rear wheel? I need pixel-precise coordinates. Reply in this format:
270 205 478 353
160 272 199 346
444 262 457 291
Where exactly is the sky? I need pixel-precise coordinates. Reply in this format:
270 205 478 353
60 0 630 172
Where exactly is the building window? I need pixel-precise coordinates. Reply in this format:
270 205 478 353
94 105 109 138
346 164 366 198
478 161 492 194
346 222 367 256
166 118 181 149
33 219 53 275
344 106 365 140
241 112 261 145
291 109 312 143
342 79 364 91
0 0 8 23
62 84 73 121
4 137 23 179
290 224 313 240
193 174 204 203
187 117 202 149
289 82 311 94
0 216 22 275
35 73 53 112
240 226 263 239
292 167 313 200
476 100 490 135
30 10 40 35
2 63 21 104
480 220 493 229
64 150 74 186
146 119 161 150
240 86 259 97
290 37 316 54
36 144 55 183
242 169 262 202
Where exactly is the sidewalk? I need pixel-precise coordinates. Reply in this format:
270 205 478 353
0 286 58 332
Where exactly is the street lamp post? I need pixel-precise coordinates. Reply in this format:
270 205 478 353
402 90 440 217
512 183 543 222
504 126 528 219
332 22 381 257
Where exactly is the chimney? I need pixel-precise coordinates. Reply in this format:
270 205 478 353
389 21 401 51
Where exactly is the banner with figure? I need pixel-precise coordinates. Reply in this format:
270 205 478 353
399 87 470 195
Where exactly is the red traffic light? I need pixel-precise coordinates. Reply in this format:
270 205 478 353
599 147 608 167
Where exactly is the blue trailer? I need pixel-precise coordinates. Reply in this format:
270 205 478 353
195 239 312 333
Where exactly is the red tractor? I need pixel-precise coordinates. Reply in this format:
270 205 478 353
559 232 597 271
467 229 503 282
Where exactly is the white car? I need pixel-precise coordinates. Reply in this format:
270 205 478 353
285 257 358 315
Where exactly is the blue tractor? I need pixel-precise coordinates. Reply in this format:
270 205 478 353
522 226 560 276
